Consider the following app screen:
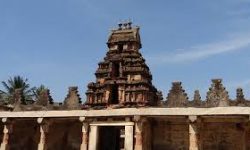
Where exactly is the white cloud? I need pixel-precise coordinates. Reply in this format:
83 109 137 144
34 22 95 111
147 34 250 64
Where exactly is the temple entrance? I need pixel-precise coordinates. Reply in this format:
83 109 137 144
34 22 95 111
98 126 125 150
110 84 119 104
88 122 134 150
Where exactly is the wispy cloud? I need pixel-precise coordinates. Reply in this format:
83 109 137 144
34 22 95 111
147 34 250 64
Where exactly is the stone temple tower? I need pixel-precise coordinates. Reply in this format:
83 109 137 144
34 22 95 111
86 22 159 107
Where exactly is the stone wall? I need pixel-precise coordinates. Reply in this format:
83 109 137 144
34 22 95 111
0 109 249 150
152 118 189 150
201 122 245 150
46 121 82 150
9 120 39 150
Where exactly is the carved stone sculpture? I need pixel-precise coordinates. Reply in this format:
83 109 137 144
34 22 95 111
165 82 188 107
235 88 249 106
64 87 81 110
206 79 229 107
190 90 202 107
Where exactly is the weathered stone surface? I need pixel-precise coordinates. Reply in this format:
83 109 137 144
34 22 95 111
165 82 189 107
0 107 249 118
64 87 81 110
86 22 160 107
189 90 203 107
8 120 39 150
152 119 189 150
206 79 230 107
201 122 245 150
46 121 82 150
234 88 250 106
0 109 249 150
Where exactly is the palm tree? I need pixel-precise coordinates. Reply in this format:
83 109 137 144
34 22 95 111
0 76 35 103
33 84 48 99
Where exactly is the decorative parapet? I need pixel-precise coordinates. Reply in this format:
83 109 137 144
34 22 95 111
235 88 250 106
206 79 229 107
189 90 203 107
64 86 82 110
165 82 189 107
162 79 250 108
1 79 250 111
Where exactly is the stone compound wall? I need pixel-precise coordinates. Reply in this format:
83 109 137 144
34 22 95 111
152 118 189 150
9 120 39 150
201 122 246 150
146 116 250 150
46 121 82 150
0 108 249 150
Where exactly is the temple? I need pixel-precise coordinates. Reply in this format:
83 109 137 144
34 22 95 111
0 22 250 150
86 22 159 107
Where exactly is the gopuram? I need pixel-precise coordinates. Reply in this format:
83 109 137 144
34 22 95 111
0 22 250 150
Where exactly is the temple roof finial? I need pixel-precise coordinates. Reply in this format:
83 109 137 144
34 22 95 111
117 20 133 30
118 22 122 30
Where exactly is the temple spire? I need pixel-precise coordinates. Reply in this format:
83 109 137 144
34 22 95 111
206 79 229 107
165 81 188 107
86 23 159 108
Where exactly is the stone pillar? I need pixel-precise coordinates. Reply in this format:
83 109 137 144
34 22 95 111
242 124 246 150
242 122 249 150
37 118 50 150
189 116 199 150
79 117 89 150
125 125 134 150
88 125 99 150
134 116 145 150
0 118 13 150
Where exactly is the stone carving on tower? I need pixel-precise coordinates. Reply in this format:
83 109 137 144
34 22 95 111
189 90 203 107
206 79 229 107
64 87 81 110
165 82 188 107
235 88 249 106
85 22 159 107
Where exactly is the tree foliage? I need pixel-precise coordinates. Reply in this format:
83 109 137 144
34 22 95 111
0 76 36 103
33 84 48 99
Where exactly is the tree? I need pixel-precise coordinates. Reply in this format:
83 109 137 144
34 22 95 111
33 84 48 99
0 76 35 103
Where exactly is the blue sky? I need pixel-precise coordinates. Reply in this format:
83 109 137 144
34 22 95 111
1 0 250 101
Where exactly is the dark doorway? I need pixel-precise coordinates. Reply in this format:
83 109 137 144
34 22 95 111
118 44 123 53
111 62 120 78
110 84 119 104
98 126 124 150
